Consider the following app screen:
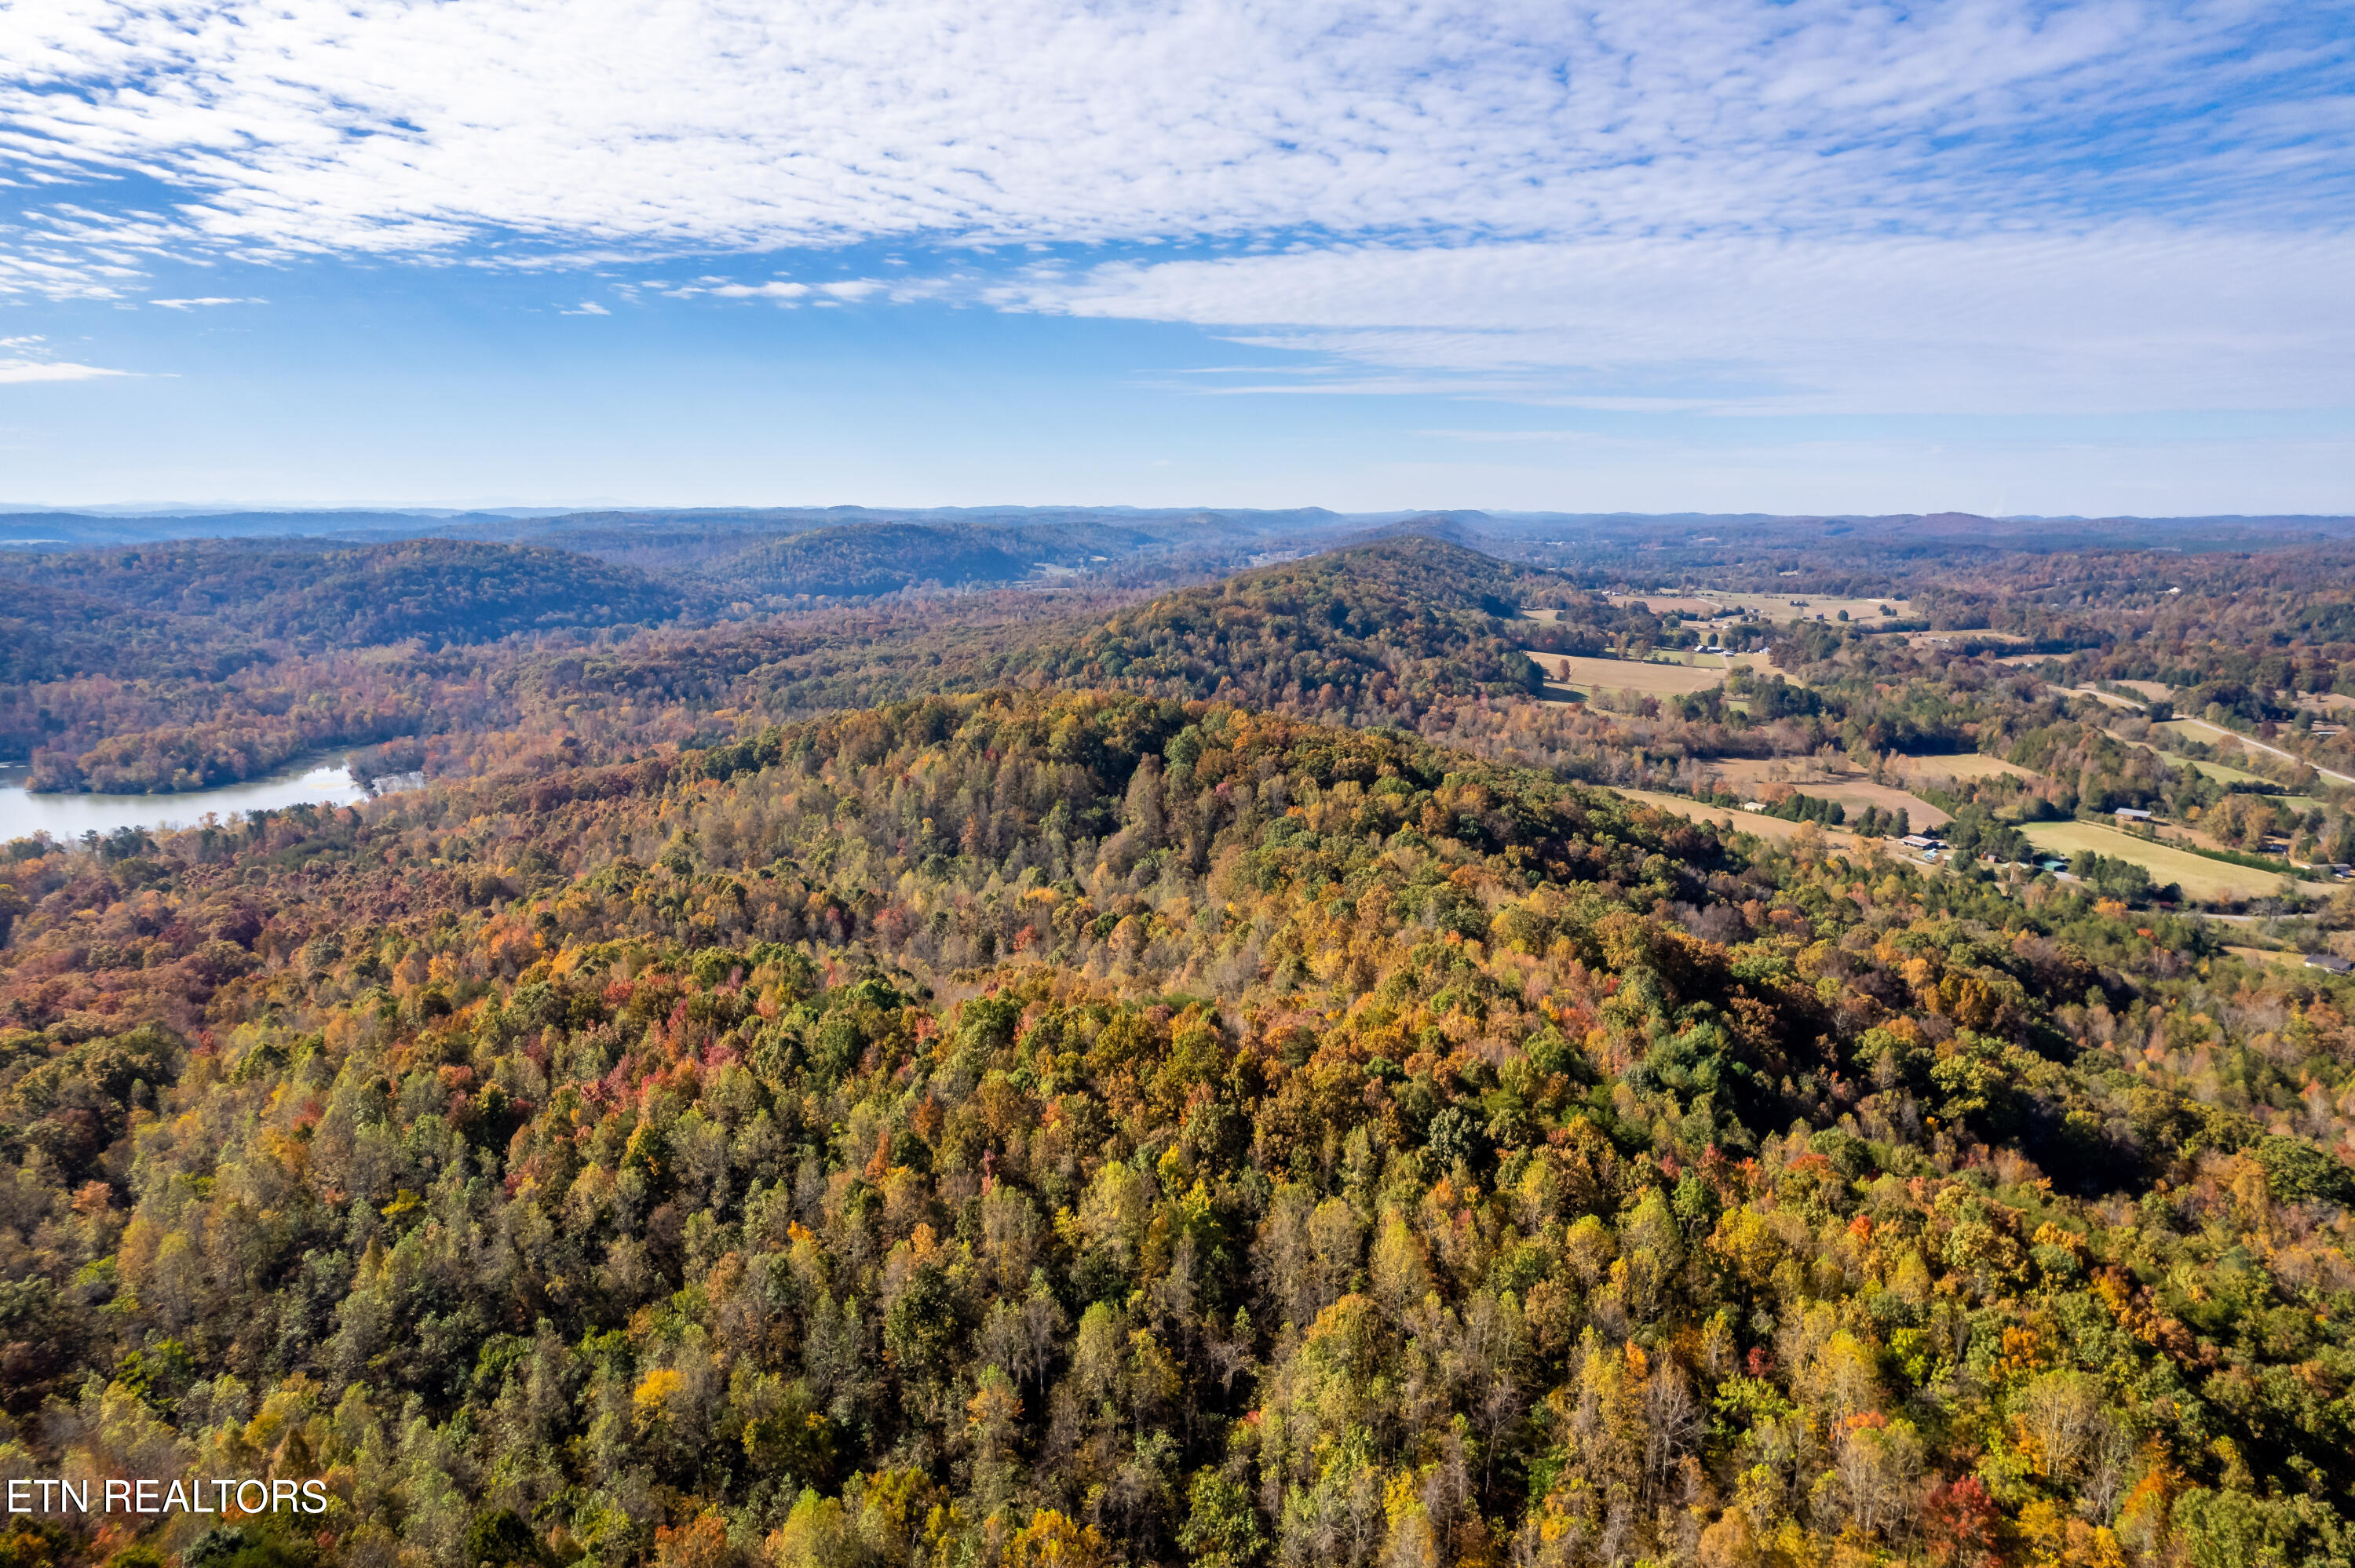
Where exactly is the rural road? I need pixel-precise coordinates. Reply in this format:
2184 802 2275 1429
2170 717 2355 787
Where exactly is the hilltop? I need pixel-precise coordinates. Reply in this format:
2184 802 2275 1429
999 536 1650 719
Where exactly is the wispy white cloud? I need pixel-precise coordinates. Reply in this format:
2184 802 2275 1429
0 0 2346 428
0 356 132 382
149 295 264 308
999 231 2355 414
0 0 2344 274
0 332 134 381
558 300 611 315
677 281 808 301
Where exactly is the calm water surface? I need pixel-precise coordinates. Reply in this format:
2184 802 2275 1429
0 762 369 844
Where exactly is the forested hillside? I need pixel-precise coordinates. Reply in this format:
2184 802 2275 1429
2 691 2352 1568
0 534 1619 794
0 541 685 792
689 525 1045 602
1 540 685 655
0 582 265 686
995 538 1650 722
689 523 1162 603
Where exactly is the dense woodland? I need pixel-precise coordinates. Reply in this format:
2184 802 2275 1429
2 515 2355 1568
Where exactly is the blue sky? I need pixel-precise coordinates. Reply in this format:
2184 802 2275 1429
2 0 2350 515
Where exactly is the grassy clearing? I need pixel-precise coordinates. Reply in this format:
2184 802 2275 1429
1524 652 1729 696
1610 789 1886 853
1700 758 1951 828
1897 629 2029 651
1786 778 1949 828
2057 684 2145 712
2160 717 2355 786
2100 727 2280 789
2182 757 2273 786
1897 752 2039 784
2021 819 2336 902
1605 595 1725 616
1601 589 1915 623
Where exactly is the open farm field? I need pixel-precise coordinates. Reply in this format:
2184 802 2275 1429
1698 757 1951 827
1605 594 1726 616
1643 648 1784 676
1524 651 1729 695
1896 751 2039 784
2117 680 2173 700
1767 597 1911 624
1604 588 1914 623
1783 777 1948 827
2101 727 2266 782
2021 819 2337 902
2099 728 2302 792
1610 787 1889 854
2056 684 2145 711
2178 754 2272 786
1897 629 2028 651
2160 717 2355 786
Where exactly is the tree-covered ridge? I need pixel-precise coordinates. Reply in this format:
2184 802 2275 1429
688 525 1042 602
0 539 685 658
2 691 2352 1568
0 581 269 687
686 522 1181 603
998 538 1650 722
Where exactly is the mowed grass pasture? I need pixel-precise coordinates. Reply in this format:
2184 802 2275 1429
1604 588 1915 624
1524 651 1731 696
2021 819 2337 902
1610 789 1885 853
1897 752 2040 785
1700 757 1951 827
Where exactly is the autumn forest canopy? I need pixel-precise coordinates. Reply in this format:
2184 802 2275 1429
3 507 2355 1568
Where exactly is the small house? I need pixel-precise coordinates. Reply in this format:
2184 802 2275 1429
2114 808 2153 822
2305 954 2353 975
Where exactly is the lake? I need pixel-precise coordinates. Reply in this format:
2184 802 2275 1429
0 762 371 845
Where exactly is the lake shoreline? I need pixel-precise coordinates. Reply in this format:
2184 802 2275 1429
0 756 374 844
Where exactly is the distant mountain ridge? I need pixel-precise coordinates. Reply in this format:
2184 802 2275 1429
9 503 2351 556
0 537 683 658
